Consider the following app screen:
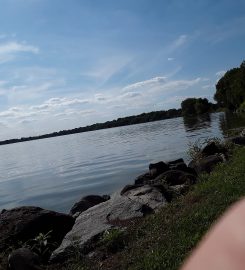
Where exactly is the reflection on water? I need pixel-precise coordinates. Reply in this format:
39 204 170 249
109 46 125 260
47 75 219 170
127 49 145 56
219 112 245 134
0 112 244 213
183 113 211 132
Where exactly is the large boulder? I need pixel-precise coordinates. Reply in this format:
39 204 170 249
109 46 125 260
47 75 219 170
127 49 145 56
153 170 196 186
168 160 197 176
230 136 245 145
201 141 227 157
51 189 167 262
121 185 167 210
169 161 187 171
167 158 184 166
149 161 169 177
0 206 75 252
121 184 145 195
189 154 225 174
134 172 153 185
69 195 110 216
8 248 42 270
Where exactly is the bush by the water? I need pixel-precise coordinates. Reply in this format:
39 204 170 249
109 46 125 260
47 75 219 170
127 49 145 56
181 98 214 116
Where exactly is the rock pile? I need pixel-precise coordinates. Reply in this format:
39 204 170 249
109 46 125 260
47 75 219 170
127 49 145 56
2 138 240 268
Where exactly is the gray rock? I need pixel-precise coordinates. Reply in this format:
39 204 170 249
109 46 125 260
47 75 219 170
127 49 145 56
51 188 167 262
120 184 143 195
121 185 167 211
149 161 169 177
189 154 225 174
153 170 196 186
134 172 153 185
231 136 245 145
167 159 197 176
167 158 184 166
69 195 110 215
201 141 225 156
8 248 42 270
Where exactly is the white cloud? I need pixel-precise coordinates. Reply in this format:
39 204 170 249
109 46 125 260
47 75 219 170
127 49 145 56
94 93 107 101
0 80 7 86
120 92 142 99
0 41 39 54
80 54 132 84
123 76 167 92
154 78 201 93
31 97 89 111
55 109 95 120
124 76 200 96
202 84 211 89
171 34 188 50
0 41 39 63
19 119 37 125
216 70 226 77
167 57 175 61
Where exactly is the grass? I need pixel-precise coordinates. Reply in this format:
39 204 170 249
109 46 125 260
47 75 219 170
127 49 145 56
99 228 127 253
93 146 245 270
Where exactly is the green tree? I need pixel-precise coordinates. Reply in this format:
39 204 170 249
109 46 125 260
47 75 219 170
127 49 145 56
181 98 197 115
195 98 210 114
181 98 211 116
214 61 245 110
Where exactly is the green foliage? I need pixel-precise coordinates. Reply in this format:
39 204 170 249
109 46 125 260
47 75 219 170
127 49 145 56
238 101 245 112
181 98 213 116
187 139 203 161
24 231 54 260
214 60 245 110
100 228 127 253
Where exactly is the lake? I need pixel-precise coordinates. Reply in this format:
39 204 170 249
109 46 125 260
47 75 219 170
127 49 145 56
0 112 244 213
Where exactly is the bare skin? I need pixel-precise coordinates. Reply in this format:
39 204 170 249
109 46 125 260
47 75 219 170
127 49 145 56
181 198 245 270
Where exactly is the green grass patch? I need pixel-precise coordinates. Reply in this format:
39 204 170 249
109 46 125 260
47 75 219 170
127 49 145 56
113 147 245 270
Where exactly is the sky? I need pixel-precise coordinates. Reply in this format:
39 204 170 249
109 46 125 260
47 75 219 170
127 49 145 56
0 0 244 140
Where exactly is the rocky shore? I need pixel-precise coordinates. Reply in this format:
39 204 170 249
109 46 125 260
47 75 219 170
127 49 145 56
1 133 245 270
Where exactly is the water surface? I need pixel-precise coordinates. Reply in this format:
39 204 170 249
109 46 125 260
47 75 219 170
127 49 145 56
0 112 244 213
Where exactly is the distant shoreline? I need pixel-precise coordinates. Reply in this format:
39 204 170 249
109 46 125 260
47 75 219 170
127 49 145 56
0 108 182 146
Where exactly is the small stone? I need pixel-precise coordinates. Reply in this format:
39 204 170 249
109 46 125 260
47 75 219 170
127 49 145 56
8 248 42 270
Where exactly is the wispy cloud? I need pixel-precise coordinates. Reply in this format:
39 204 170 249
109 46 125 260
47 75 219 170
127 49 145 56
202 84 213 89
80 54 132 86
0 41 39 63
172 34 188 49
123 76 167 92
123 76 201 96
31 97 89 111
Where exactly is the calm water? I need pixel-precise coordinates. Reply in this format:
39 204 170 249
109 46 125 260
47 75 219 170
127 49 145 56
0 112 244 213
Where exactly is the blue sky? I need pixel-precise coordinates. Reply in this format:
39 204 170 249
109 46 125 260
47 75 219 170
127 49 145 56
0 0 244 140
